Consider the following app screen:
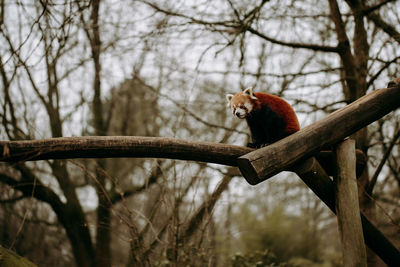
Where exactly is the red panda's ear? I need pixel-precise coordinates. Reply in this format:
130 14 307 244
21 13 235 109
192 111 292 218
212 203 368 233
226 94 234 107
243 87 257 100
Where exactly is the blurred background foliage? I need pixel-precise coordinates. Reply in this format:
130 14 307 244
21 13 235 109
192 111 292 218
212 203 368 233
0 0 399 266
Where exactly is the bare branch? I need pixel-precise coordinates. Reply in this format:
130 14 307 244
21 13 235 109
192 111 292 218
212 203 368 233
367 129 400 195
367 56 400 88
134 76 249 136
328 0 358 95
179 175 232 243
367 12 400 44
246 26 339 53
140 0 339 53
362 0 396 16
0 170 64 209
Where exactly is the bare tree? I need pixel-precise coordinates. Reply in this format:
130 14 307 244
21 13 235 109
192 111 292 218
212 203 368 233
1 0 400 266
136 0 400 265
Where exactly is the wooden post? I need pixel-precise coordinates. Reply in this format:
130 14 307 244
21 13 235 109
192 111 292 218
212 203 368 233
334 139 367 266
293 157 400 266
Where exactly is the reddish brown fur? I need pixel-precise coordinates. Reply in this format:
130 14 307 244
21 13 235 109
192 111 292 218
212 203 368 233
232 91 300 134
254 92 300 133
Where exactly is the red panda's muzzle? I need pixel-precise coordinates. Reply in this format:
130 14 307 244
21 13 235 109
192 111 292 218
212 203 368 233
233 107 248 119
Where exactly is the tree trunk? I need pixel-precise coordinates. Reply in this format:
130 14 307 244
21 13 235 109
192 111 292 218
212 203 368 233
94 159 112 267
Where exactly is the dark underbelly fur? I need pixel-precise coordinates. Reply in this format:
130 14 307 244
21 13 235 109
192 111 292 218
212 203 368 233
246 106 288 148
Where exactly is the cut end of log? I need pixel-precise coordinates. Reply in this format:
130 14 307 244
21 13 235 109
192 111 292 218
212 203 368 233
237 156 261 185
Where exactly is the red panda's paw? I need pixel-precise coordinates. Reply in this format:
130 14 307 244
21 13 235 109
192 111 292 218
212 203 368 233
260 143 270 148
387 77 400 88
247 142 257 148
247 142 270 149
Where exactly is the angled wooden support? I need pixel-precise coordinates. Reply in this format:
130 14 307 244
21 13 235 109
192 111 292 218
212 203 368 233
294 157 400 266
237 85 400 185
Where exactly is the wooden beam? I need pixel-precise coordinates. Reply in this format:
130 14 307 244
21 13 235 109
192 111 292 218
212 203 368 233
334 139 367 266
237 85 400 185
0 136 253 166
0 138 398 264
0 137 367 175
293 157 400 266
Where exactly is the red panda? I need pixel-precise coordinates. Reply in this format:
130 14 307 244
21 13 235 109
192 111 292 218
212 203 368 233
226 87 300 148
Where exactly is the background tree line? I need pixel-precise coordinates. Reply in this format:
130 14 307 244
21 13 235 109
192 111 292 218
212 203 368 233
0 0 399 266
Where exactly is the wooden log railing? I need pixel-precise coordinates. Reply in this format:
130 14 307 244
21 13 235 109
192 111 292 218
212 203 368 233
0 137 364 173
0 140 399 264
0 137 253 166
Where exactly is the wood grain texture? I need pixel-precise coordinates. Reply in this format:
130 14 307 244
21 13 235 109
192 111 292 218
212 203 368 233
293 157 400 266
0 136 253 166
238 85 400 185
334 139 367 267
0 137 367 175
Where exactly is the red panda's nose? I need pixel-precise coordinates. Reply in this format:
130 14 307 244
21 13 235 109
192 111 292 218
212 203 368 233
235 112 241 117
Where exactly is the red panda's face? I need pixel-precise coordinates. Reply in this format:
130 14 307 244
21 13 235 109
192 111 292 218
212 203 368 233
226 87 257 119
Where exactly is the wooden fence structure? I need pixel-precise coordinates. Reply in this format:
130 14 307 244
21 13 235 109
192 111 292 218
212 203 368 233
1 84 400 266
